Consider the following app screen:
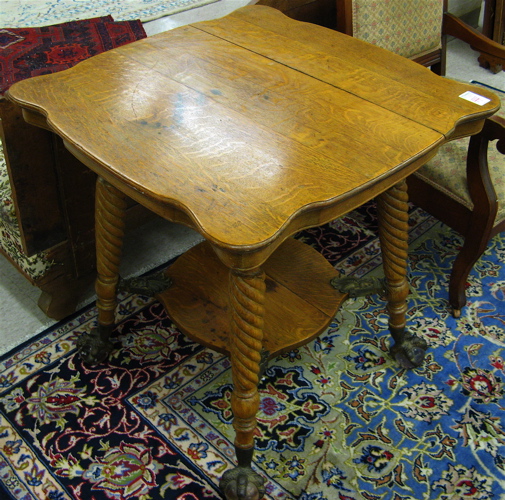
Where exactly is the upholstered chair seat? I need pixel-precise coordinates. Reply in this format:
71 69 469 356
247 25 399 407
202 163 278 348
415 90 505 226
408 85 505 315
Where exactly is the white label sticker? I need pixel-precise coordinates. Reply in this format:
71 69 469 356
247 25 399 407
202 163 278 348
459 91 491 106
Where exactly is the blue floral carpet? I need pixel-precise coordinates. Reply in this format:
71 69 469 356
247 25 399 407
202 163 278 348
1 201 504 500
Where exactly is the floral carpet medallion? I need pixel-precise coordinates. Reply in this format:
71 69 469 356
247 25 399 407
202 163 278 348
1 202 505 500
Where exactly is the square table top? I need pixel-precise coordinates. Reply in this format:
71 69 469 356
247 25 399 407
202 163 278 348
7 5 500 256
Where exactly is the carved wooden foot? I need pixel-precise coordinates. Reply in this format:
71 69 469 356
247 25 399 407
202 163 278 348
38 288 79 321
478 54 503 74
78 177 126 365
118 272 172 296
377 181 428 369
331 275 386 297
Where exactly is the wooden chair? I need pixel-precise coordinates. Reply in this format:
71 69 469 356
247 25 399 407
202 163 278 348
335 0 505 76
336 0 505 316
408 88 505 317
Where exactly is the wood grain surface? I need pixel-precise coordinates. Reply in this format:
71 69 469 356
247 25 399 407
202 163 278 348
7 6 500 263
158 237 347 356
10 9 500 488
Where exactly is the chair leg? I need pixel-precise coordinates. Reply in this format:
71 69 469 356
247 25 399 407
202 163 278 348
37 276 88 320
449 229 493 317
449 118 503 317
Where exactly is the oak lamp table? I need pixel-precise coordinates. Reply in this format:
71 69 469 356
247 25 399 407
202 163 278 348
7 6 500 499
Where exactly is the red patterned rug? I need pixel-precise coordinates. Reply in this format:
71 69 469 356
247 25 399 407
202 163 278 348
0 16 146 95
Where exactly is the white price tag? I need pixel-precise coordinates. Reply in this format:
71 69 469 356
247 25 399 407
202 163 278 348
459 91 491 106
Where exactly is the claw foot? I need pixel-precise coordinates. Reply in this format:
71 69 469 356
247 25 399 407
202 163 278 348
331 276 386 298
390 331 428 369
76 327 114 365
220 466 265 500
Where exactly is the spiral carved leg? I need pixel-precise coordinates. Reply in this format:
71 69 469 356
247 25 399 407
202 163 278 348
377 181 427 369
77 177 127 365
219 268 266 500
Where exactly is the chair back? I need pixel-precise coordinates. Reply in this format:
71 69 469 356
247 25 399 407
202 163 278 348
336 0 447 71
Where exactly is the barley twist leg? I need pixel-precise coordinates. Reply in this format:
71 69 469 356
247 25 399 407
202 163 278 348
220 268 266 500
377 180 427 369
77 177 127 365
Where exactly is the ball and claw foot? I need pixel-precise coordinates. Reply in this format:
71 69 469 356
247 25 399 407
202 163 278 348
390 331 428 370
76 328 114 365
220 467 265 500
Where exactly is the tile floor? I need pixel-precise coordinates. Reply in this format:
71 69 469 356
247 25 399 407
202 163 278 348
1 1 504 357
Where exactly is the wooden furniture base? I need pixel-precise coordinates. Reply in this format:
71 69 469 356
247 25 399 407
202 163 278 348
158 237 347 358
0 99 155 319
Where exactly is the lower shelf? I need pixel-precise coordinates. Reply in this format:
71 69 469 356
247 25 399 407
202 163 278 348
157 237 348 358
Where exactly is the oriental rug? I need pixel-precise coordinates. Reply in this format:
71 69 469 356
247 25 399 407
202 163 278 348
0 0 221 27
0 17 146 286
0 17 146 96
1 202 505 500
